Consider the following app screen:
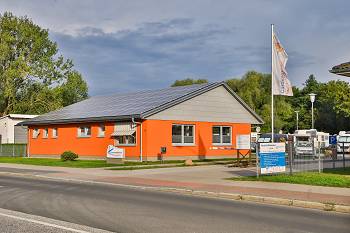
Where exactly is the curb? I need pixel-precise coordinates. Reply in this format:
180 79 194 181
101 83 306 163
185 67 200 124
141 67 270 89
0 171 349 214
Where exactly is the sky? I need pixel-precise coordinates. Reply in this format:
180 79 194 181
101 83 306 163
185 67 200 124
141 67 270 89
1 0 349 95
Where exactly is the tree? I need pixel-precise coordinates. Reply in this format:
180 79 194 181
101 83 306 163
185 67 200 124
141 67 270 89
170 72 350 134
171 78 208 87
0 12 88 115
226 71 294 133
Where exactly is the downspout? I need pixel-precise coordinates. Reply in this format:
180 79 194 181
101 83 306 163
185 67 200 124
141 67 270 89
132 117 143 162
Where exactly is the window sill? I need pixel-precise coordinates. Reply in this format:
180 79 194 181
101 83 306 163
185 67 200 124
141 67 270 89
115 144 136 147
77 136 91 138
212 143 232 146
52 137 58 139
97 135 105 138
172 143 196 147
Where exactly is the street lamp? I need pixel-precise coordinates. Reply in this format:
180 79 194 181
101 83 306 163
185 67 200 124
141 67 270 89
309 93 316 129
294 111 299 130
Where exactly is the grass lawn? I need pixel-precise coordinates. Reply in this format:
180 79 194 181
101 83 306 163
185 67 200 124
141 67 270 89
228 167 350 188
0 157 117 168
0 157 237 168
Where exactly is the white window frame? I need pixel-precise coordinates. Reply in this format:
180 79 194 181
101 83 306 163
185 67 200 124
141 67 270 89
172 124 195 146
98 124 105 137
32 128 40 139
212 126 232 145
43 128 48 139
78 126 91 138
52 128 58 138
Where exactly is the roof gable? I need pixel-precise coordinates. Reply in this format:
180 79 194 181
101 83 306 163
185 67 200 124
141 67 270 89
146 84 263 124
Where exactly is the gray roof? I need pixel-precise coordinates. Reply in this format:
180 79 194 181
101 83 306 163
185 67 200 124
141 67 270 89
21 82 263 125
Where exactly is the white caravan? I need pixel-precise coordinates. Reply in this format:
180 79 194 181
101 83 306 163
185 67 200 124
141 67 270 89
337 131 350 153
294 129 329 156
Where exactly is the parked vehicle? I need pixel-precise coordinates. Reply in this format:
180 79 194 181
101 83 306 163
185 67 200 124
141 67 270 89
294 129 329 156
337 131 350 154
257 133 288 143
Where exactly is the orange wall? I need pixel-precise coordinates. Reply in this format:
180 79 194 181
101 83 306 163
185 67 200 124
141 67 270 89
143 120 251 159
28 122 141 157
28 120 251 159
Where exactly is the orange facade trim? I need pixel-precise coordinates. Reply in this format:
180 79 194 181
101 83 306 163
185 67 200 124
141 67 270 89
28 120 251 160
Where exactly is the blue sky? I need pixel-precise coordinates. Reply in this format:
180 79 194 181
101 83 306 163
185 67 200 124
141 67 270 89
1 0 349 95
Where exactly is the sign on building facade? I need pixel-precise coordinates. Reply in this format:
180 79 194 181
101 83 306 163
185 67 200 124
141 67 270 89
106 145 125 159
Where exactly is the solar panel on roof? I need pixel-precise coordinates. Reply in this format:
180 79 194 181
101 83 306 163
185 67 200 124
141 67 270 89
22 83 219 125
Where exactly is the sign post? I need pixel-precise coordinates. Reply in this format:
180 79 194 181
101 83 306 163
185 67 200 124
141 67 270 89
258 143 286 174
236 134 251 167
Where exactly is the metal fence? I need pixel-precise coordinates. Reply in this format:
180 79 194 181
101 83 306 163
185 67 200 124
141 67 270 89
0 144 27 157
254 140 349 176
286 141 349 174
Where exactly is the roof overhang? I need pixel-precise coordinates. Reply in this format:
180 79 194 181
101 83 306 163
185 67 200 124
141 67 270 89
19 114 142 126
329 62 350 77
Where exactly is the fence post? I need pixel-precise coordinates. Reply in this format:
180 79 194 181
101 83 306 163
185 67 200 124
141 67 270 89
288 135 293 175
318 141 321 173
12 144 14 157
256 143 259 178
343 142 346 170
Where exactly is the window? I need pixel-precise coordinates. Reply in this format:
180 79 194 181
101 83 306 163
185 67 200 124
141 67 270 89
32 128 40 138
212 126 231 145
78 126 91 137
98 124 105 137
43 128 48 138
115 132 136 145
172 124 195 145
112 122 137 146
52 128 58 138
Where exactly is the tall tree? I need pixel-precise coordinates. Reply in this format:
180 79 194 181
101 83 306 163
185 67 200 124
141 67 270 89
0 12 88 115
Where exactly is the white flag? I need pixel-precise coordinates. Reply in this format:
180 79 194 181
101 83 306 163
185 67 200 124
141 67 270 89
272 33 293 96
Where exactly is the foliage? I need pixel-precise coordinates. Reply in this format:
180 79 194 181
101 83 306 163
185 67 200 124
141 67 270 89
173 72 350 134
226 71 294 133
0 12 88 115
171 78 208 87
61 151 79 161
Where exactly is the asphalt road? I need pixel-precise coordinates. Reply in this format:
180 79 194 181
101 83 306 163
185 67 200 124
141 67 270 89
0 174 349 233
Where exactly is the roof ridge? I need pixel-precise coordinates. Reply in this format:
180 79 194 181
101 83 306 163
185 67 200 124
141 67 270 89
91 82 212 99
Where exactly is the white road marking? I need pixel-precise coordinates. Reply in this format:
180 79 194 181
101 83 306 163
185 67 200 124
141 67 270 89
0 212 91 233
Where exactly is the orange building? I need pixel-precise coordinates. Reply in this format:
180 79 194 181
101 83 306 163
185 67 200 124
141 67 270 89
21 82 263 160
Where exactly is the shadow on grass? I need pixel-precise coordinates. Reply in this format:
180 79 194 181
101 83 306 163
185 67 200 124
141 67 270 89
323 167 350 175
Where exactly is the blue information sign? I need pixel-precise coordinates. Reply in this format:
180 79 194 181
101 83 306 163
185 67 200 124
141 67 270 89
259 143 286 174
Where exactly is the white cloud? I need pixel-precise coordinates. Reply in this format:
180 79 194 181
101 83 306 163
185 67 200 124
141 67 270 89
1 0 349 94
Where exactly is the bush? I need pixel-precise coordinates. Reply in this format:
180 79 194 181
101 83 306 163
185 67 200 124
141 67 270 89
61 151 79 161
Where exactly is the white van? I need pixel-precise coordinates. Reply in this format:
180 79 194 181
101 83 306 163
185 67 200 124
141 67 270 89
337 131 350 153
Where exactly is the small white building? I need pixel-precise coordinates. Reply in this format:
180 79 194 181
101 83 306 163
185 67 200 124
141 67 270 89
0 114 38 144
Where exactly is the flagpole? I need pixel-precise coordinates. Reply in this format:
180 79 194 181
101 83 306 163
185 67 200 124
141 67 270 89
271 24 274 143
